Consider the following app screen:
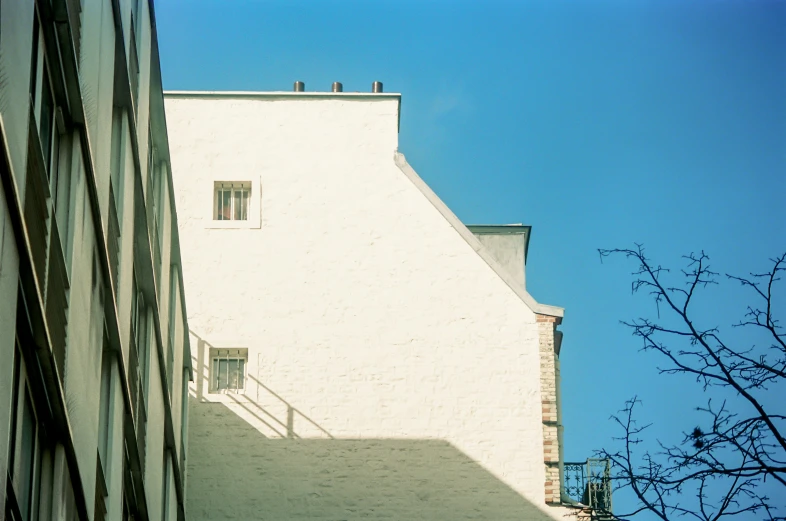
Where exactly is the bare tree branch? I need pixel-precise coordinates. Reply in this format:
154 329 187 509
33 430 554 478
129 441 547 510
597 247 786 521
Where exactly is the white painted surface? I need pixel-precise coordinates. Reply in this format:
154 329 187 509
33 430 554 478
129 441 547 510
167 93 564 520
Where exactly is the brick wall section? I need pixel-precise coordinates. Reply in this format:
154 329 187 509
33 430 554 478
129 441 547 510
538 314 562 505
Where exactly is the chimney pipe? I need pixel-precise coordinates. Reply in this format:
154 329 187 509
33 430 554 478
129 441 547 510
332 82 343 92
372 81 383 93
293 81 305 92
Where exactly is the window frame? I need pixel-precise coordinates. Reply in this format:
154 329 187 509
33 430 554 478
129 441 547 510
213 181 250 222
205 177 261 229
8 345 45 521
208 348 248 394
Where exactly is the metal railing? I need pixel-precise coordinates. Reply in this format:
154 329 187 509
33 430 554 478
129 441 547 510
564 458 613 514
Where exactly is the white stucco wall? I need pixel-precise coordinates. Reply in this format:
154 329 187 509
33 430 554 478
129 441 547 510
167 93 563 520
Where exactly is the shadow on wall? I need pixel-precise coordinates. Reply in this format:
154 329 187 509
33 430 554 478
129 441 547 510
190 330 332 439
187 330 560 521
187 398 560 521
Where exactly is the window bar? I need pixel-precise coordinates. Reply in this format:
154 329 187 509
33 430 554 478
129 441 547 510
223 352 228 391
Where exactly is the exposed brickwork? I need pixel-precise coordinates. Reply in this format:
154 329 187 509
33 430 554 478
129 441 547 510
538 314 563 504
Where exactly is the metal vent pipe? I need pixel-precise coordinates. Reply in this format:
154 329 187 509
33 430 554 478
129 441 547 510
293 81 305 92
332 82 343 92
372 81 383 93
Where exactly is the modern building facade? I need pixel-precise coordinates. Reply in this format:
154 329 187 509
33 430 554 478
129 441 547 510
0 1 190 521
165 88 581 520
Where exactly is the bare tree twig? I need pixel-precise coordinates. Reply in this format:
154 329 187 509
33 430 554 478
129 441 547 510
597 247 785 521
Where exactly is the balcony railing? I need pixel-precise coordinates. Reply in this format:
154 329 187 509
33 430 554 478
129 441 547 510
564 458 612 514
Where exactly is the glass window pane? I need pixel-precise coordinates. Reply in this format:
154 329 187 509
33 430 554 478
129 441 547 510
40 68 55 175
221 190 231 220
234 190 242 220
216 359 223 389
18 392 37 521
241 189 249 220
50 132 60 205
231 360 238 388
98 354 112 467
227 360 239 389
213 358 245 391
30 19 40 106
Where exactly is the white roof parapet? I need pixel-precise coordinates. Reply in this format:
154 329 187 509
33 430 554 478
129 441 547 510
163 90 401 100
163 91 403 132
394 151 564 318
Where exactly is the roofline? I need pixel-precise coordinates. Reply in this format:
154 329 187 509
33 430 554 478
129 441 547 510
163 90 403 132
394 152 564 318
163 90 401 100
466 224 530 234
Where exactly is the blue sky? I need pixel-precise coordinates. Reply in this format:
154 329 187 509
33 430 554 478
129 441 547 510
156 0 786 515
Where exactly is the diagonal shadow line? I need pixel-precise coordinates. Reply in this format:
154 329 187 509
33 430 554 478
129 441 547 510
244 372 334 439
188 329 334 439
224 392 288 439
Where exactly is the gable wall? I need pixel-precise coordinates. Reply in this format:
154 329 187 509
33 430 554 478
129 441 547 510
166 95 561 520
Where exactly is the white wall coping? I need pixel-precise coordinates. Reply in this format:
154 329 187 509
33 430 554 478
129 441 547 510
164 90 401 100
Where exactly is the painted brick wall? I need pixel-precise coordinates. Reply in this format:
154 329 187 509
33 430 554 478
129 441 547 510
166 94 567 521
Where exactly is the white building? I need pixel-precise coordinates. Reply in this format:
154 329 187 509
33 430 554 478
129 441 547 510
0 1 190 520
166 87 581 520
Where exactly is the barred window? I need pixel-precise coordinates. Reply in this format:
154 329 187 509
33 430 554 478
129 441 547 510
214 182 250 221
209 348 248 393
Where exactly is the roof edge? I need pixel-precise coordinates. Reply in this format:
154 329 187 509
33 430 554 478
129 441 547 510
466 224 530 235
394 152 564 318
163 90 401 100
164 90 403 133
